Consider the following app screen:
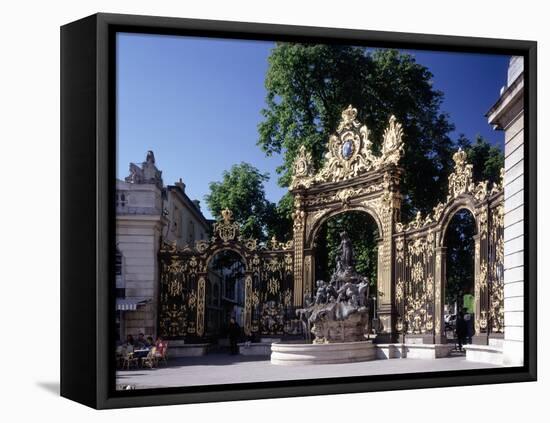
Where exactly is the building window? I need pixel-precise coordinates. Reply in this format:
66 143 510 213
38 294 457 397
116 192 127 208
188 220 195 244
115 248 125 298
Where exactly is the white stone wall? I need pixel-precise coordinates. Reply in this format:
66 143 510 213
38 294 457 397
503 112 524 366
116 216 163 338
486 56 525 366
116 180 163 215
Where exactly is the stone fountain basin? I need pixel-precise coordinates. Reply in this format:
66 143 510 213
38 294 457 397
270 340 376 365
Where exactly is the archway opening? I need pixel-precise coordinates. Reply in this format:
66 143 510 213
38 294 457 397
206 250 245 346
443 208 476 349
314 210 379 309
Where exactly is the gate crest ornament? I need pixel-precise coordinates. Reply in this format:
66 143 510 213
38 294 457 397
214 208 240 242
291 105 405 188
448 148 474 199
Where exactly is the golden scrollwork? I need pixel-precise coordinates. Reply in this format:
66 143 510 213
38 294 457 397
396 237 404 263
196 276 206 337
290 145 315 189
411 262 424 284
290 106 404 189
396 149 503 233
479 209 488 240
168 277 182 297
380 115 405 167
213 208 240 242
244 275 253 336
267 277 280 295
396 278 404 302
426 275 434 300
187 290 197 310
448 149 474 199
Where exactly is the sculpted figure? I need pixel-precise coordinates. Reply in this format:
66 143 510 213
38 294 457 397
337 231 353 270
314 280 328 305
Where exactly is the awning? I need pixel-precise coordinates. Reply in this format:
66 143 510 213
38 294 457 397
116 298 150 311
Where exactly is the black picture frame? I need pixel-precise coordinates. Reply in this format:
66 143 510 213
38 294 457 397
60 12 537 409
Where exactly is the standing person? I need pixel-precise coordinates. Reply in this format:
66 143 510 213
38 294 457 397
464 312 473 344
455 311 467 352
228 318 240 355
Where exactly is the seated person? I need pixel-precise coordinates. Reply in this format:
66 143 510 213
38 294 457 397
135 333 147 349
155 337 166 357
146 336 154 348
125 334 135 352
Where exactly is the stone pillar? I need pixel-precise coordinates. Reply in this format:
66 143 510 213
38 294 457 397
303 252 314 303
292 210 305 307
434 247 447 344
196 274 206 337
243 273 253 336
487 56 524 365
472 234 488 345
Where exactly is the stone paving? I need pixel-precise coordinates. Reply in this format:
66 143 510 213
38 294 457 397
116 353 501 390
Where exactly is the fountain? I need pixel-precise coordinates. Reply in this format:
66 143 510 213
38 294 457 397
271 231 377 365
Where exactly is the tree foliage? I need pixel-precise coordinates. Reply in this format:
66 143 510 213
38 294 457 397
457 134 504 185
444 209 476 306
315 212 379 288
205 45 505 296
258 44 456 219
205 162 277 241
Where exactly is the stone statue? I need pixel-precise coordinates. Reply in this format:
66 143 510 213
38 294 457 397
337 231 353 271
125 151 163 188
300 233 371 344
146 150 155 164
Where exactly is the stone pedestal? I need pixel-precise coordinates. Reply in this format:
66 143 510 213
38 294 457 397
168 341 209 357
238 341 272 356
271 341 376 365
403 343 453 359
464 344 503 365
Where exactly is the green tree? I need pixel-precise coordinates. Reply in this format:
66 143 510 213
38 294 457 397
258 45 456 219
457 134 504 184
315 212 379 288
205 162 277 241
444 209 476 307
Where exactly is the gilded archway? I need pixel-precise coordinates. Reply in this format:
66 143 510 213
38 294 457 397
290 105 405 339
393 149 504 344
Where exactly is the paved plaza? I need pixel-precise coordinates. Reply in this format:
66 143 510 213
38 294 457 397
116 353 502 390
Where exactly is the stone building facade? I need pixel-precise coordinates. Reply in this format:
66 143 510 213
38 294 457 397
115 151 211 341
487 56 525 366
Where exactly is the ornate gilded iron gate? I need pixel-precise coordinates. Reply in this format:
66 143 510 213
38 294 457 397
289 105 504 343
158 209 298 340
158 105 505 345
393 150 504 343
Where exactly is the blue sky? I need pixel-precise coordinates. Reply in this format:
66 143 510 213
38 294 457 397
116 33 509 220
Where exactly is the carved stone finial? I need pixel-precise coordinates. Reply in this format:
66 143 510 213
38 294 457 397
221 208 233 224
452 148 468 168
448 148 474 199
341 105 358 125
380 115 404 167
290 145 315 189
214 209 239 242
